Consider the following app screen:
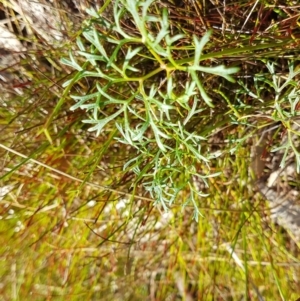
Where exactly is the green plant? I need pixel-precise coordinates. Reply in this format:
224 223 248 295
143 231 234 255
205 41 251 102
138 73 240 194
2 1 300 300
239 61 300 172
60 0 240 219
